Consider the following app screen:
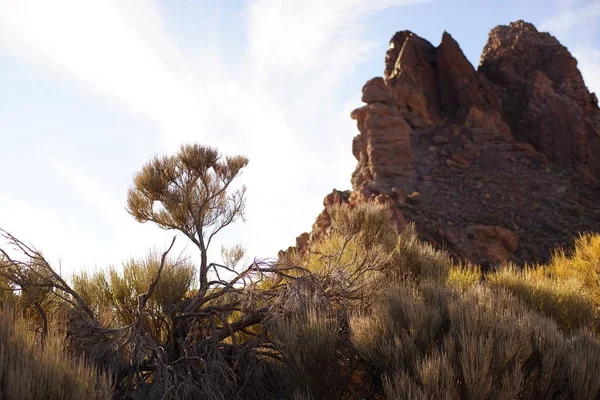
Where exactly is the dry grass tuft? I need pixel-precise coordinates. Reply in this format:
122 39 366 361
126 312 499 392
0 305 112 400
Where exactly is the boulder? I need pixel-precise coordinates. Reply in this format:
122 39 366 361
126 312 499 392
467 225 519 264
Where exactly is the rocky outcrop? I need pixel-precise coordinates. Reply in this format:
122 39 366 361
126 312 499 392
436 32 512 138
466 225 520 264
385 32 441 127
351 78 416 191
383 30 512 138
479 20 600 186
284 21 600 268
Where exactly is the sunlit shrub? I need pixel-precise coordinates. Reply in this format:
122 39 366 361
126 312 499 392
486 264 596 332
447 261 481 290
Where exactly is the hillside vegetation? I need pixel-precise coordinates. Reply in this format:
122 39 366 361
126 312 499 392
1 144 599 399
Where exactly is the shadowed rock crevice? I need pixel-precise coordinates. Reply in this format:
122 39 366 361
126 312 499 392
283 20 600 268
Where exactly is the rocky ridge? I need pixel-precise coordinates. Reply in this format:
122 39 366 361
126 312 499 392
283 21 600 268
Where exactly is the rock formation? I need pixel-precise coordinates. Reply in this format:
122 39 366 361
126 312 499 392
480 21 600 186
283 21 600 268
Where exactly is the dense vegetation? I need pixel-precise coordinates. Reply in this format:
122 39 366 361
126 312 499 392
1 144 599 399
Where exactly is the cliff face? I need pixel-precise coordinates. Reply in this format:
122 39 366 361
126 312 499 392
284 21 600 268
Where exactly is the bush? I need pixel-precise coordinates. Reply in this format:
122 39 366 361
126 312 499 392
486 264 596 332
447 261 481 290
353 281 600 400
270 307 340 399
547 233 600 310
301 202 400 302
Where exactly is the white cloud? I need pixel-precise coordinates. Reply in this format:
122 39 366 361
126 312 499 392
573 47 600 94
540 1 600 33
50 156 118 209
0 0 208 149
0 194 102 269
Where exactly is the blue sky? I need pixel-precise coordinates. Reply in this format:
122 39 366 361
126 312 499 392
0 0 598 275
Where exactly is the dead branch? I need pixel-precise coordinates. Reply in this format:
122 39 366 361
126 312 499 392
0 228 95 319
137 236 176 332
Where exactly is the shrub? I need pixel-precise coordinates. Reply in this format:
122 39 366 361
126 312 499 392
486 264 596 332
447 261 481 290
302 202 400 302
352 280 600 400
395 223 451 282
270 307 340 399
2 144 600 399
547 233 600 310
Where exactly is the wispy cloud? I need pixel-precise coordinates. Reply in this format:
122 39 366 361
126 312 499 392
50 157 117 209
0 194 102 268
540 1 600 33
0 0 208 148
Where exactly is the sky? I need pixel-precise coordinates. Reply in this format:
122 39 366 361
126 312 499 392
0 0 598 276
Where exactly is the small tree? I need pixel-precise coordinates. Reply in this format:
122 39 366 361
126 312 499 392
127 144 248 311
111 144 288 397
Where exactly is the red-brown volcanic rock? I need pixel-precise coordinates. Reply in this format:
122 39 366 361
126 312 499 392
283 21 600 268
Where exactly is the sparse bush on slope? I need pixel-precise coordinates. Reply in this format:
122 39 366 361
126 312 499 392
357 282 600 400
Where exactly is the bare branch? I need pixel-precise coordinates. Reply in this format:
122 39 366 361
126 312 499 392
0 228 95 319
137 236 176 332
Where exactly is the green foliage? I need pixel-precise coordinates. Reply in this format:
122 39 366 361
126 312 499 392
0 305 112 400
300 203 452 306
547 233 600 309
304 203 399 293
395 223 451 282
126 144 248 246
484 233 600 333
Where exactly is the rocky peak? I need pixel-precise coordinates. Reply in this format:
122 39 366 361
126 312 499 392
283 21 600 268
480 20 600 185
384 31 441 127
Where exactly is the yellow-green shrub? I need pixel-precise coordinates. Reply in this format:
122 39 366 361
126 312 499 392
447 261 481 290
486 264 596 332
352 281 600 400
395 223 451 282
270 307 341 399
547 233 600 309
